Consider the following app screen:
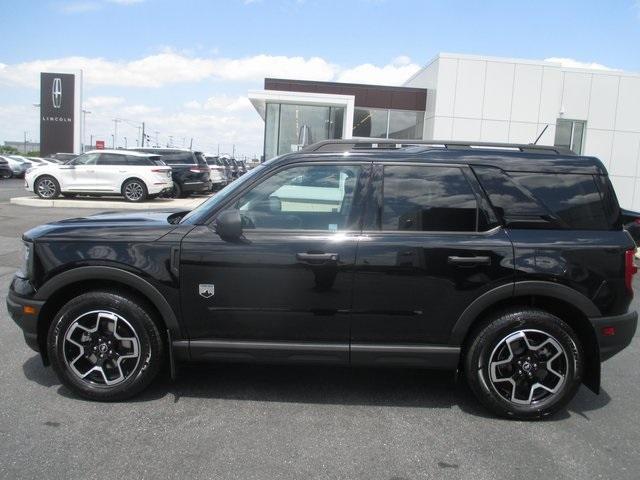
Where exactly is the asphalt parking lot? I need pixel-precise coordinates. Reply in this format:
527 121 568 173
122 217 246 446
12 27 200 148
0 177 639 480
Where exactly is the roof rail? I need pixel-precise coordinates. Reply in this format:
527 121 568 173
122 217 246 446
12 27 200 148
301 139 575 155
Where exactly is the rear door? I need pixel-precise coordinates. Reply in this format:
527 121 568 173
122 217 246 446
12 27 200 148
350 162 514 364
94 153 129 191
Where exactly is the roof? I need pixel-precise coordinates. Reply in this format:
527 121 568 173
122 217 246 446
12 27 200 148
277 141 607 175
85 149 157 157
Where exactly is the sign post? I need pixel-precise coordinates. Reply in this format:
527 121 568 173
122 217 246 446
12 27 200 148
39 71 82 157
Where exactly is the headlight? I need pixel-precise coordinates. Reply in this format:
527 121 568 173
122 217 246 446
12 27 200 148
17 241 34 279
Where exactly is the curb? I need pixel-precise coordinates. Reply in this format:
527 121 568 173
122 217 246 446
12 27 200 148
9 196 208 210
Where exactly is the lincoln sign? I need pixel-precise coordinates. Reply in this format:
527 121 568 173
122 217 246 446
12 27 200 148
40 72 75 157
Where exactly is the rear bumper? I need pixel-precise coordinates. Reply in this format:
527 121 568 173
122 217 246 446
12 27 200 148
7 287 45 353
181 181 209 193
590 311 638 361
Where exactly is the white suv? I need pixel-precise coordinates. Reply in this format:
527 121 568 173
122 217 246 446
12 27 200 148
25 150 172 202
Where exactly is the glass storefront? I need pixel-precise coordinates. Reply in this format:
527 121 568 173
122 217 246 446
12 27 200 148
264 103 344 160
263 102 425 161
352 108 425 140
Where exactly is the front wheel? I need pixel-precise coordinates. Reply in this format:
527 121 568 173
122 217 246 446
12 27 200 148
35 175 60 199
465 308 583 420
47 291 164 401
122 179 148 202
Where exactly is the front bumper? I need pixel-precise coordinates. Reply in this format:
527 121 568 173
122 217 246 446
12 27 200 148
7 287 45 353
590 311 638 361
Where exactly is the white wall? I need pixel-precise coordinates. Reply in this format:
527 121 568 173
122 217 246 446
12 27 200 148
405 53 640 208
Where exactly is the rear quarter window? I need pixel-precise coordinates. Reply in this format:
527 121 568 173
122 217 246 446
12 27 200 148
473 166 613 230
161 153 195 165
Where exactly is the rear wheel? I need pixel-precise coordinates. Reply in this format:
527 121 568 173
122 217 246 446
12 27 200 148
47 291 164 401
465 308 583 420
122 179 148 202
35 175 60 199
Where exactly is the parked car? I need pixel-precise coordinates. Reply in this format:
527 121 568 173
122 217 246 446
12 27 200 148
0 157 12 178
7 140 638 420
1 155 32 178
204 155 230 191
219 156 234 182
132 148 210 198
622 209 640 246
236 159 248 176
24 149 172 202
27 157 59 167
50 152 77 163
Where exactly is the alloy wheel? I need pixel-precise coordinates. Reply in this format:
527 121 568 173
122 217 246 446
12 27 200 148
487 329 568 405
37 178 57 198
63 310 141 386
124 182 144 201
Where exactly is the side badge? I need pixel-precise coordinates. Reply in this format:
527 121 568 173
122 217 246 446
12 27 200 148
199 284 215 299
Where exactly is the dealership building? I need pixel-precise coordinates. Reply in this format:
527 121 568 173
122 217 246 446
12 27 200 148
249 53 640 209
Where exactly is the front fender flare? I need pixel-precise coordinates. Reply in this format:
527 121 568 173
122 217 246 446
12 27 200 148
35 265 183 338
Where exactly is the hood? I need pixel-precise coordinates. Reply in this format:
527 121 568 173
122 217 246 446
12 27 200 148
24 210 189 242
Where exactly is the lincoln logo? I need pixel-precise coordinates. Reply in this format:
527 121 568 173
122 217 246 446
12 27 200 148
52 78 62 109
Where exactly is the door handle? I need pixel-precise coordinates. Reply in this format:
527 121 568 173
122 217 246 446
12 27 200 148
447 255 491 266
296 252 339 264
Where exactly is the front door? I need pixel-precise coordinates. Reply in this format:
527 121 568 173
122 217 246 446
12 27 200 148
60 152 99 191
350 163 514 365
180 162 370 363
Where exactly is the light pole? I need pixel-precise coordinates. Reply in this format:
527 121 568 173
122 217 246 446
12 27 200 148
111 134 115 148
123 137 127 149
113 119 121 149
82 110 91 152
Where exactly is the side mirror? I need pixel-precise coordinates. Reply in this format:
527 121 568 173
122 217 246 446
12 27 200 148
215 209 243 241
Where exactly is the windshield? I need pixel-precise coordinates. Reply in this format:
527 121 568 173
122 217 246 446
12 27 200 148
180 162 267 224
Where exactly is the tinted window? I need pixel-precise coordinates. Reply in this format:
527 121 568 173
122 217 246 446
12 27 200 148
126 156 153 166
511 173 608 229
160 152 195 165
228 164 362 231
382 165 478 232
473 167 546 225
97 154 127 166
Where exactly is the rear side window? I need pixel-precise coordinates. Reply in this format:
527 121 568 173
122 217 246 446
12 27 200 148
161 152 195 165
126 156 152 166
511 173 608 230
474 166 611 230
97 154 127 166
382 165 478 232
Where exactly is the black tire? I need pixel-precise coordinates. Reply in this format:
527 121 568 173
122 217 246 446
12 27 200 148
122 178 148 202
47 290 165 401
465 308 583 420
35 175 60 199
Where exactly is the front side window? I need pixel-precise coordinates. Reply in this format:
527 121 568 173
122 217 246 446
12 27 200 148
226 164 362 231
70 153 99 165
382 165 478 232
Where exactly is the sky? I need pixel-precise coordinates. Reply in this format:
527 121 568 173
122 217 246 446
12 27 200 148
1 0 639 158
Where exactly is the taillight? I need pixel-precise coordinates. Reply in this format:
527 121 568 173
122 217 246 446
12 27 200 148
624 248 637 293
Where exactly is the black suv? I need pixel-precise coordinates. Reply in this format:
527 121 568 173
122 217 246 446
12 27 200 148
7 140 638 419
132 148 210 198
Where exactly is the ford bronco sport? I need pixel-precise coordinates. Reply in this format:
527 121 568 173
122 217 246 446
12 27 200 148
7 140 638 419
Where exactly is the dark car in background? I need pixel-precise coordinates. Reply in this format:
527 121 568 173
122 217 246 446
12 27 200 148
132 148 210 198
0 157 12 178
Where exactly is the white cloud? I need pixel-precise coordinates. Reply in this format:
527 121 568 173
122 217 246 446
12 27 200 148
0 52 418 88
544 57 618 71
337 56 421 85
85 96 125 108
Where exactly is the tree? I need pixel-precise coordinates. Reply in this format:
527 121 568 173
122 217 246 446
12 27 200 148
0 145 19 155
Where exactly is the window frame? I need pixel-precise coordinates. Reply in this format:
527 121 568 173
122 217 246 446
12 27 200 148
205 161 374 234
363 162 499 235
554 118 587 154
